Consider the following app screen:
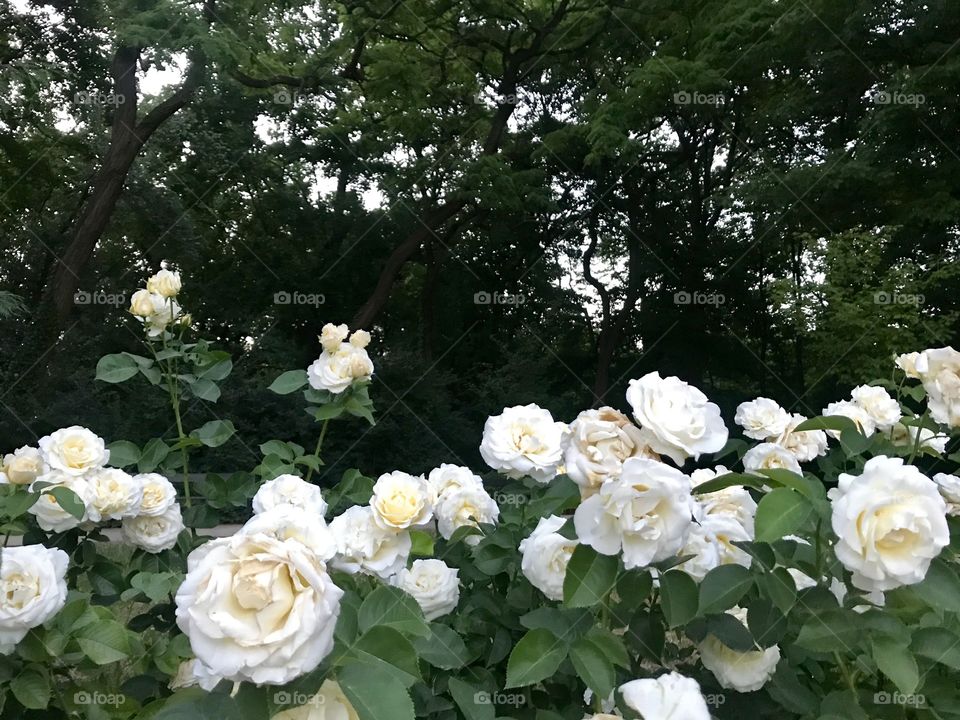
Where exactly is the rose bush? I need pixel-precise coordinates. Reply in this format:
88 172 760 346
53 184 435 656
0 268 959 719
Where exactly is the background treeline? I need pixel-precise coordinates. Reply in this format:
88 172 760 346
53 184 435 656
1 0 958 482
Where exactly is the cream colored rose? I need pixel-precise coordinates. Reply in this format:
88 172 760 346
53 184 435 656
435 484 500 543
134 473 178 516
626 372 728 465
699 607 780 692
933 473 960 516
734 398 791 440
146 269 182 298
427 464 484 499
329 505 411 579
2 446 46 485
850 384 901 431
241 505 336 560
371 471 433 529
253 474 327 516
680 514 751 581
831 456 949 591
390 559 460 620
823 400 876 436
771 413 827 462
28 472 93 532
916 346 960 427
122 504 184 553
38 426 109 476
564 407 656 497
519 515 577 600
889 423 947 455
691 465 757 535
619 672 710 720
742 442 802 476
168 658 223 692
573 458 692 570
349 329 371 349
272 679 360 720
319 323 350 353
479 404 568 483
0 545 69 654
896 351 921 378
87 467 143 521
175 533 343 684
129 288 156 317
307 345 373 395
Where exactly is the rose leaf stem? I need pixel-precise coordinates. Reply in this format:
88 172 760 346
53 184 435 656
304 417 331 483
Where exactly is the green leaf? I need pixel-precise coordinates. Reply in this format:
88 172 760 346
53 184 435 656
505 628 568 688
692 471 768 495
309 403 345 421
795 609 862 653
47 486 85 520
698 564 753 615
448 678 495 720
520 607 593 640
909 558 960 611
338 663 415 720
793 416 858 433
570 636 615 698
107 440 141 468
189 378 221 402
563 544 618 608
268 369 309 394
259 440 296 461
584 625 630 668
358 585 429 637
758 567 798 615
754 488 814 542
192 420 236 448
410 530 434 557
346 626 421 686
76 620 130 664
138 437 171 473
414 624 471 669
912 627 960 670
198 358 232 381
872 637 919 695
706 611 756 652
659 570 698 628
3 489 38 518
11 668 49 709
95 353 139 383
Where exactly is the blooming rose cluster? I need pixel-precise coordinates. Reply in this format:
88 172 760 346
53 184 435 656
8 426 184 552
306 323 374 394
823 384 902 436
734 397 827 464
128 269 187 337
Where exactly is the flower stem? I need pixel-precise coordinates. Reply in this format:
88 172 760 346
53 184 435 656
907 408 929 464
304 418 331 483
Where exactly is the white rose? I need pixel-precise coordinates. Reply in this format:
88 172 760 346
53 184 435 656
427 464 485 499
823 400 876 436
242 505 336 560
574 458 692 569
933 473 960 516
850 385 901 431
370 471 433 529
742 442 802 476
0 545 69 654
319 323 350 353
390 559 460 620
619 672 711 720
28 472 93 531
271 679 359 720
626 372 728 465
168 658 223 692
677 524 722 582
691 465 757 535
479 404 568 483
435 484 500 544
146 269 182 297
349 329 371 349
175 533 343 684
734 398 791 440
134 473 178 516
698 607 780 692
896 351 921 378
38 426 109 476
129 288 156 317
680 514 751 581
307 348 356 394
2 446 46 486
831 455 949 591
329 506 411 579
140 293 182 337
122 504 184 552
915 346 960 427
563 407 656 497
771 413 827 462
87 467 143 521
253 474 327 517
889 423 948 454
519 515 577 600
